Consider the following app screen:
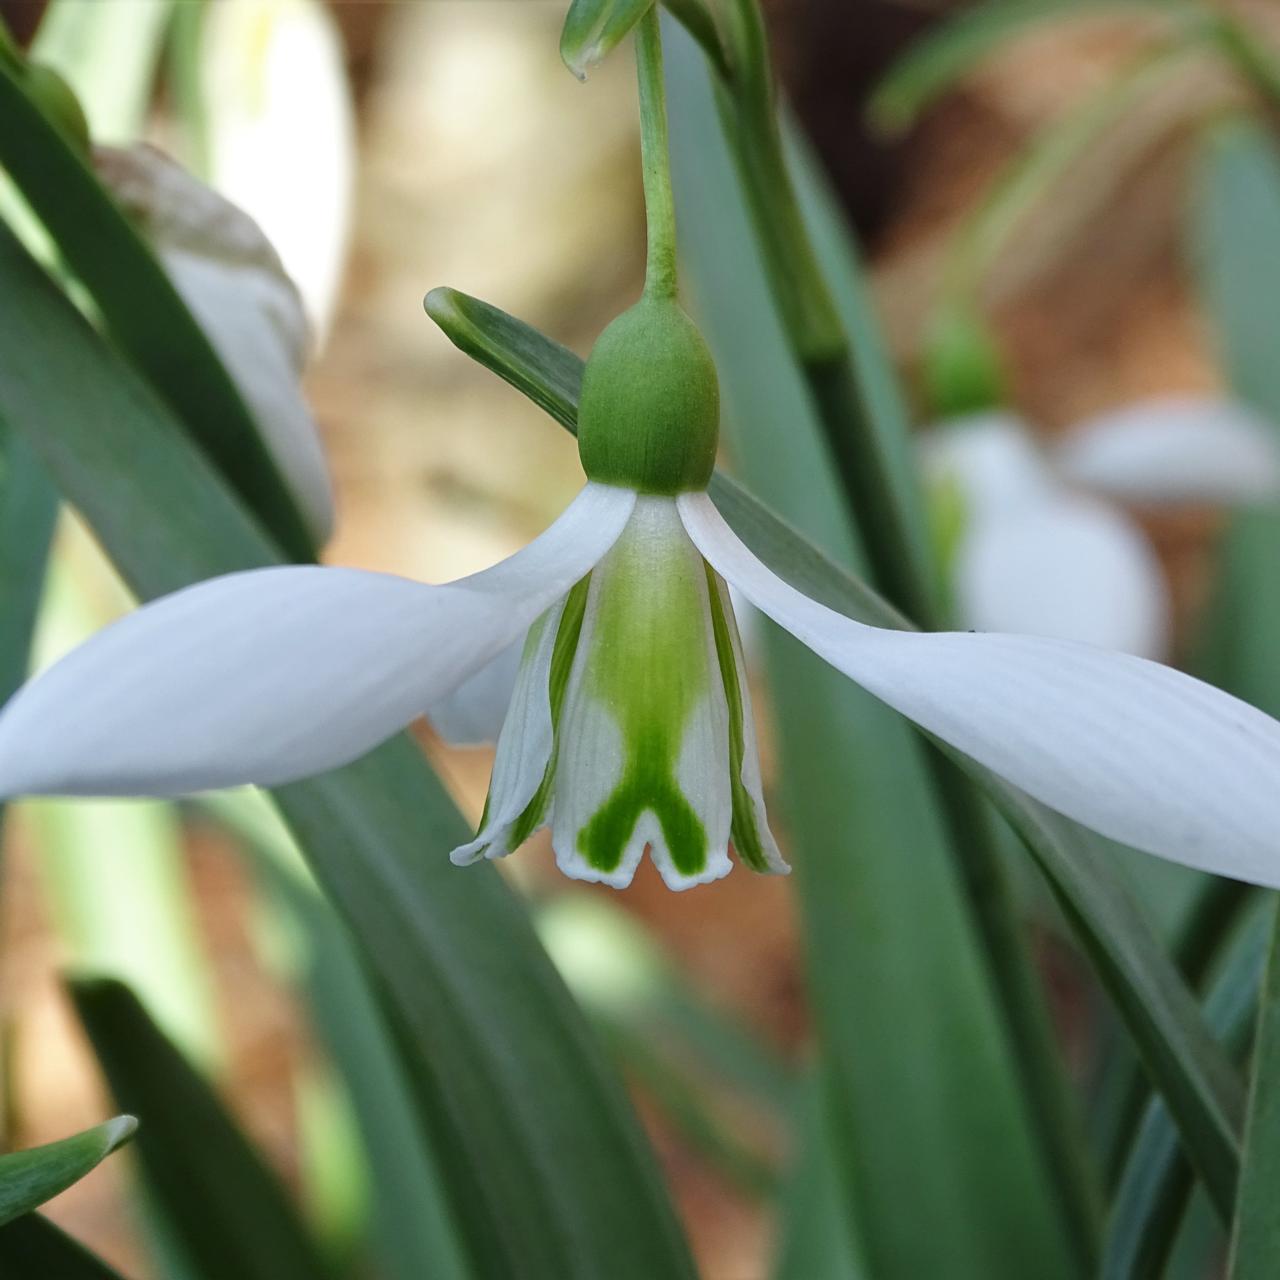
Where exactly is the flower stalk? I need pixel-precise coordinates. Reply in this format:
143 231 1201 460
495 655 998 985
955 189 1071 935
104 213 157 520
636 7 679 300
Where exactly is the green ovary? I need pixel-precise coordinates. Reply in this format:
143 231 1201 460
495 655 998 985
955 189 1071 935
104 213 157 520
571 505 716 877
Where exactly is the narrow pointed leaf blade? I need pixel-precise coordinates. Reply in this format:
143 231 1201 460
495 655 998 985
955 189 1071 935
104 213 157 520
0 1116 136 1227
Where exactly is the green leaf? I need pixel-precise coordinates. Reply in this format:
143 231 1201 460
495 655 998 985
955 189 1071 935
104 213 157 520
772 1078 868 1280
869 0 1191 134
205 795 470 1280
0 424 57 707
70 978 333 1280
1104 901 1267 1277
0 53 313 561
1190 118 1280 720
0 421 55 861
1229 900 1280 1277
0 218 693 1280
427 279 1245 1228
0 1116 136 1226
0 1214 130 1279
560 0 651 78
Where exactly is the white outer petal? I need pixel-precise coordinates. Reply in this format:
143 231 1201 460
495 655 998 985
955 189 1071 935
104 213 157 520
679 492 1280 888
428 638 523 747
1056 396 1280 504
0 484 634 798
956 497 1169 658
449 607 563 865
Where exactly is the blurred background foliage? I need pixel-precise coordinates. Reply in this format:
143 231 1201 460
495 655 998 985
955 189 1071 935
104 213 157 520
2 1 1280 1277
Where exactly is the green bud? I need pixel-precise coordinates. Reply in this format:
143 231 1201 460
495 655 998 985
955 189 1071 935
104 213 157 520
560 0 650 80
577 296 720 494
24 61 90 154
921 304 1006 420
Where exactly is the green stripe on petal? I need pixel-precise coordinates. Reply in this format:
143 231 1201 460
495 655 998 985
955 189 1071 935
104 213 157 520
552 498 732 890
704 567 790 876
505 573 593 850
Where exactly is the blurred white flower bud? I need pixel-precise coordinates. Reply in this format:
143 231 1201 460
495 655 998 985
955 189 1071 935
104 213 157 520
96 143 335 544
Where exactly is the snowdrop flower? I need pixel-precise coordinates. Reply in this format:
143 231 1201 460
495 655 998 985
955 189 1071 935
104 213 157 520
96 144 335 544
921 400 1280 657
3 296 1280 892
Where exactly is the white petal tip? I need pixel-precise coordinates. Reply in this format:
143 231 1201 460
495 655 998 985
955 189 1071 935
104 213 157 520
656 856 735 892
556 862 638 891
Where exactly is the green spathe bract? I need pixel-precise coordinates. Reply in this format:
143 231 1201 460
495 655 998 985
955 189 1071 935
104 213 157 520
577 296 720 494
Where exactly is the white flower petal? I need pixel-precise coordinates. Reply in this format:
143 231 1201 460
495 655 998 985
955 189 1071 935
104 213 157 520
0 484 634 799
680 492 1280 888
918 412 1056 517
96 144 335 543
1056 396 1280 504
449 607 564 865
427 638 523 747
200 0 354 338
553 498 732 891
955 497 1169 657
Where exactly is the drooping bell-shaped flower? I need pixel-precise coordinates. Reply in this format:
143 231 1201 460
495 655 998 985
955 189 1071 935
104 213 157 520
96 143 336 544
921 401 1280 657
4 294 1280 890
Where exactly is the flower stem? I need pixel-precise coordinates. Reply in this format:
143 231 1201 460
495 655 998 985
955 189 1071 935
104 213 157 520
636 7 678 299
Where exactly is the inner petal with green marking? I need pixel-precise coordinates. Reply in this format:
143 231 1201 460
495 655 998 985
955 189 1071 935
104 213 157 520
551 496 732 889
